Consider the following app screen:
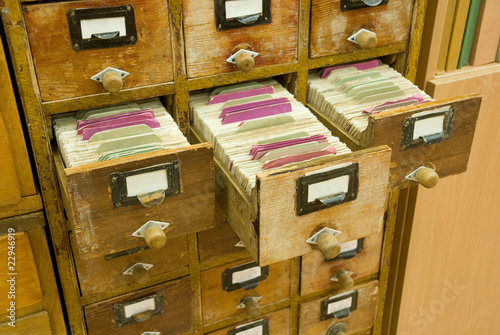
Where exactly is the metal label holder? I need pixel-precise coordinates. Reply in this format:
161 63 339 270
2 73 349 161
113 291 165 328
401 108 455 151
340 0 389 12
296 163 359 216
227 318 269 335
320 290 358 321
110 161 181 209
67 5 137 51
214 0 271 31
222 261 269 292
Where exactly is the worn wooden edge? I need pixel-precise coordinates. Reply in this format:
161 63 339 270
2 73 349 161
42 83 176 116
199 250 251 271
188 233 203 335
308 42 407 70
0 211 44 231
295 0 312 104
403 0 427 82
187 62 299 91
202 301 291 334
0 194 43 220
289 257 301 335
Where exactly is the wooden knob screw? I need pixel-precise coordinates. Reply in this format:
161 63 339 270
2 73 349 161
337 271 354 290
144 225 167 249
102 70 123 93
356 30 378 49
235 51 255 73
132 265 150 286
317 233 341 260
244 298 260 317
415 167 439 188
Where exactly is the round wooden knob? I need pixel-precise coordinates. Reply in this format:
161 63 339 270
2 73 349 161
235 52 255 72
338 272 354 290
244 298 260 317
317 233 341 260
144 225 166 249
132 266 150 285
415 167 439 188
102 70 123 93
327 323 348 335
356 30 377 49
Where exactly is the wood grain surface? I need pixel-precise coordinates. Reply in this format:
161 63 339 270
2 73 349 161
182 0 298 78
310 0 413 58
206 308 290 335
469 0 500 66
23 0 174 101
0 311 52 335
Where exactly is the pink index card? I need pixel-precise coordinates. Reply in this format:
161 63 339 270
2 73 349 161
262 146 337 170
250 135 328 160
208 86 274 105
362 94 426 114
221 102 292 124
77 113 156 135
219 97 289 119
76 109 155 129
81 118 160 140
321 60 380 79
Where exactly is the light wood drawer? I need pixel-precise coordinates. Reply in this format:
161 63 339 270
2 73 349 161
23 0 174 101
311 94 482 189
0 311 52 335
300 232 383 296
299 280 378 335
54 142 215 260
0 232 43 314
206 308 290 335
200 258 291 324
84 276 192 335
309 0 414 58
70 233 188 296
182 0 298 78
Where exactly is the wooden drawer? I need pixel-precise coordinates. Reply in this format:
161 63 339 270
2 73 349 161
200 258 291 324
310 0 414 58
299 280 378 335
0 232 43 314
54 142 215 260
0 311 52 335
300 232 383 296
70 233 188 296
182 0 299 78
23 0 174 101
206 308 290 335
84 276 192 335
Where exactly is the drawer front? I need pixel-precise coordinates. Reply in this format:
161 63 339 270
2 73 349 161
0 311 52 335
71 233 188 296
0 232 43 313
85 277 192 335
23 0 173 101
369 95 481 189
300 232 383 296
201 259 291 324
206 308 290 335
59 143 214 260
310 0 413 58
182 0 298 78
299 280 378 334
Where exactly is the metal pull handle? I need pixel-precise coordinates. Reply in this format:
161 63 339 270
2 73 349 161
333 308 351 319
91 31 120 40
132 310 153 323
137 190 166 207
317 192 346 207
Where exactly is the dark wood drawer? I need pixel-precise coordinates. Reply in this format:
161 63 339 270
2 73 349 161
206 308 290 335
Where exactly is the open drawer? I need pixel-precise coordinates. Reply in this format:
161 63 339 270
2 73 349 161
23 0 173 101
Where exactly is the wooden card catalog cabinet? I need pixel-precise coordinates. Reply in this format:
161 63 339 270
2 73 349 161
309 0 414 58
23 0 174 101
182 0 299 77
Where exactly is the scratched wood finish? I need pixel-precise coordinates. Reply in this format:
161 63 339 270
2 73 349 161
182 0 298 78
0 311 52 335
200 258 291 324
300 232 383 296
365 94 481 189
85 276 192 335
206 308 290 335
71 233 188 297
55 143 215 260
310 0 414 58
299 280 378 334
23 0 174 101
0 111 21 207
0 232 43 313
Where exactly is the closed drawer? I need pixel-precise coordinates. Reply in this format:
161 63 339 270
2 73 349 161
0 311 52 335
310 0 414 58
301 232 383 296
206 308 290 335
23 0 174 101
84 277 192 335
70 233 188 296
200 259 291 324
0 232 43 314
182 0 299 78
299 280 378 335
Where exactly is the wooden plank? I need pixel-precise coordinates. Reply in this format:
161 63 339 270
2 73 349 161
0 111 21 207
0 194 43 220
182 0 299 78
436 0 458 75
206 308 290 335
23 0 174 101
445 0 472 71
397 63 500 335
0 232 43 313
310 0 414 58
469 0 500 66
0 311 52 335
